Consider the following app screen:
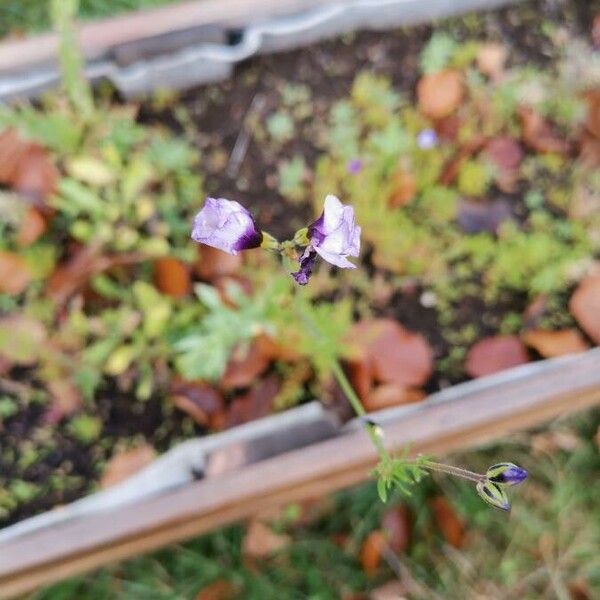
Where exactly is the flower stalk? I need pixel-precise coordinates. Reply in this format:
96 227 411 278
190 193 528 510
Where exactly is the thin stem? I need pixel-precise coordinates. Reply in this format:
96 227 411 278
279 252 484 485
286 267 388 460
421 460 485 483
330 359 389 459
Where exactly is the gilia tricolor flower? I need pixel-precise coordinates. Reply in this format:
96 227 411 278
191 195 360 285
191 197 263 255
292 195 361 285
485 462 528 486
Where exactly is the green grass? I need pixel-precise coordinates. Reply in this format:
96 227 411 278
32 411 600 600
0 0 178 37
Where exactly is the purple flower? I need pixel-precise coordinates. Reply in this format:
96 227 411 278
192 197 262 255
292 195 361 285
416 128 438 150
486 463 528 486
346 158 363 175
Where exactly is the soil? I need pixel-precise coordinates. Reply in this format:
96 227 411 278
1 0 598 528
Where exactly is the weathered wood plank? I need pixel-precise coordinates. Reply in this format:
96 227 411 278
0 0 336 72
0 349 598 598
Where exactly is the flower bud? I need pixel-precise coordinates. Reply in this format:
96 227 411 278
476 480 511 512
192 197 262 255
485 462 528 486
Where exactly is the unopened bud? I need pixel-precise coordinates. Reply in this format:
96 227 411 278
476 480 511 512
486 462 528 486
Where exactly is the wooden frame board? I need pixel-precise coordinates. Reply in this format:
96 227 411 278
0 349 598 598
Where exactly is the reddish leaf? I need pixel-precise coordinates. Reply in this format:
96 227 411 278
153 257 191 298
579 132 600 169
360 530 386 576
226 376 280 427
16 207 47 247
430 496 465 548
0 129 29 183
435 115 461 142
242 520 290 560
381 505 412 554
0 356 11 376
250 332 301 363
584 89 600 139
170 378 224 427
579 91 600 168
388 169 417 208
348 319 433 388
570 183 600 220
44 379 82 423
476 43 507 79
101 445 156 488
518 106 570 155
569 579 592 600
485 137 523 171
346 357 374 402
221 336 275 390
47 245 143 306
417 70 465 120
195 579 237 600
438 136 487 186
11 144 59 200
365 383 425 412
465 335 529 378
569 275 600 343
194 245 243 282
593 14 600 49
456 198 512 234
483 136 523 192
522 328 589 358
523 295 548 328
0 251 32 295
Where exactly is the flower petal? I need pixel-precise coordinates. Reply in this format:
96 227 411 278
192 197 262 255
314 245 357 269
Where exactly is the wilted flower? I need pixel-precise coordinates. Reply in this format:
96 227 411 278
486 462 528 486
476 480 511 512
292 195 361 285
192 197 262 255
416 128 438 149
346 158 363 174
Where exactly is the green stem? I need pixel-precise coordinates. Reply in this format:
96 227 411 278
281 253 484 485
421 460 484 483
287 270 388 460
330 359 389 459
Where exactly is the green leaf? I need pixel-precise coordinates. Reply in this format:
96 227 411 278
377 478 388 503
278 156 306 202
266 112 295 143
420 33 458 74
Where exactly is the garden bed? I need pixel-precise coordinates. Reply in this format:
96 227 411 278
0 0 599 546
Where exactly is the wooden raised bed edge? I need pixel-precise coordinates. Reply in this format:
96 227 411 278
0 348 599 598
0 0 516 99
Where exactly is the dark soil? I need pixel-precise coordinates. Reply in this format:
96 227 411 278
1 0 597 528
142 0 598 237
